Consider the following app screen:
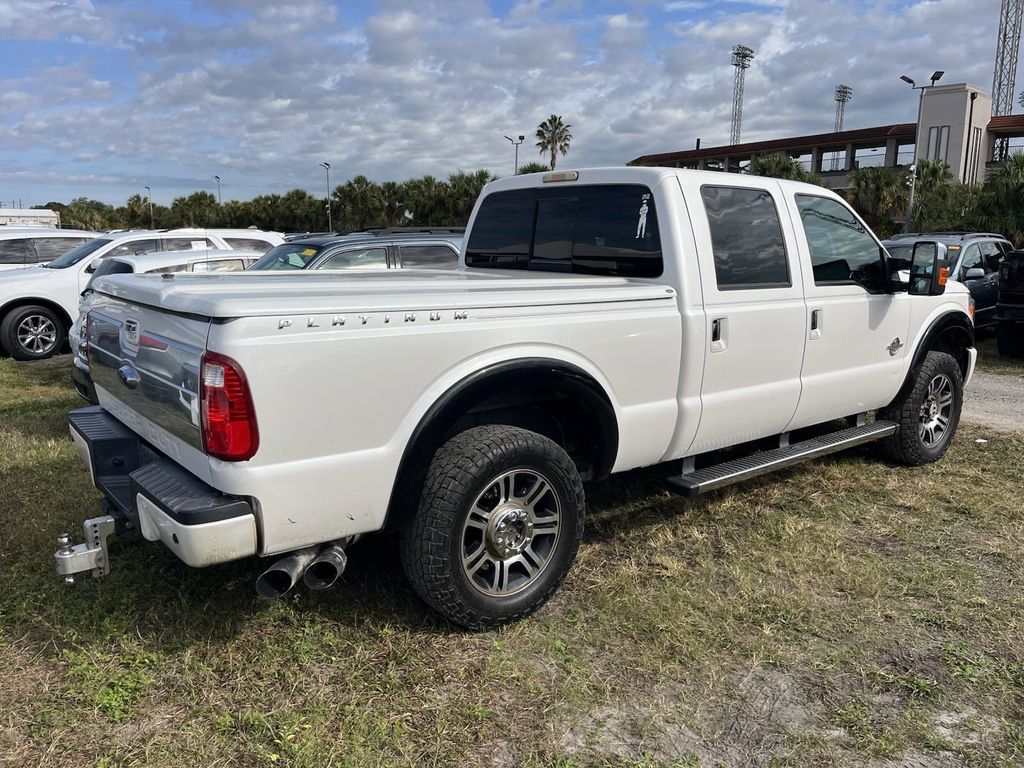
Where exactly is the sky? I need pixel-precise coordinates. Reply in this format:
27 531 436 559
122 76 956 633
0 0 1013 206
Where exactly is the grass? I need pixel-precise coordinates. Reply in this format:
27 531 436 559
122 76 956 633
1 354 1023 767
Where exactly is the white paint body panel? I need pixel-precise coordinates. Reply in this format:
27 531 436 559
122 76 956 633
80 167 973 565
135 494 257 567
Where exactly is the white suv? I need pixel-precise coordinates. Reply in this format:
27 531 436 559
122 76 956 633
0 229 244 360
0 228 96 270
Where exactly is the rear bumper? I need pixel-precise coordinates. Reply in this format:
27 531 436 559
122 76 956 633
71 355 98 404
68 406 257 568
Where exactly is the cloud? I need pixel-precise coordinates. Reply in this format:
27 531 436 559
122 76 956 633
0 0 1010 204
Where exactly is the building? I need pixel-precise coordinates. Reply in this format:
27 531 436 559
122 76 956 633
630 83 1024 190
0 208 61 228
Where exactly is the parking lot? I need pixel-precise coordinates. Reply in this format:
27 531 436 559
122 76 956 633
0 347 1021 768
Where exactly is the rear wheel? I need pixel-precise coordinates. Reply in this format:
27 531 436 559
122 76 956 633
399 425 585 629
878 351 963 465
0 305 65 360
996 322 1024 359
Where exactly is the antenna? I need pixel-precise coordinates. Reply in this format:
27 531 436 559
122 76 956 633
992 0 1024 159
831 84 853 171
730 44 755 145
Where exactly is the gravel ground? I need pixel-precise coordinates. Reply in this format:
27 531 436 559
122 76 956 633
963 369 1024 432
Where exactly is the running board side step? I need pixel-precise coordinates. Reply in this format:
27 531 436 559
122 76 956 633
667 421 897 496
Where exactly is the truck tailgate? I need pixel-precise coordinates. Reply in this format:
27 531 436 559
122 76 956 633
87 291 214 483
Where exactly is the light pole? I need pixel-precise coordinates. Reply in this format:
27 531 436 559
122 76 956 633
504 134 525 174
143 186 154 228
900 70 943 233
212 175 222 204
320 162 332 232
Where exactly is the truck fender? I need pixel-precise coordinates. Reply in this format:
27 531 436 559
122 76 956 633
383 357 619 532
892 309 974 405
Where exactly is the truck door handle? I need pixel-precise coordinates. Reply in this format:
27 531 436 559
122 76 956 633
710 317 727 353
809 309 823 340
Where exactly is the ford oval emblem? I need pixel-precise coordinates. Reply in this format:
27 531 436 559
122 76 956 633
118 364 141 389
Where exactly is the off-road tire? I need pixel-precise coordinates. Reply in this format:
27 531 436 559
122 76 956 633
399 425 586 630
878 351 963 466
0 304 65 360
996 322 1024 359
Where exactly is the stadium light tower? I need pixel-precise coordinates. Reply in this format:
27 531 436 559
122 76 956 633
830 84 853 171
730 45 755 145
992 0 1024 160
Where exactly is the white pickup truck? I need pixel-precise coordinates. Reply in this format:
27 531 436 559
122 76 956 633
55 168 975 629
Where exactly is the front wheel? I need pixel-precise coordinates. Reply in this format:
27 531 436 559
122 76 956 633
400 425 585 629
878 351 963 465
0 305 65 360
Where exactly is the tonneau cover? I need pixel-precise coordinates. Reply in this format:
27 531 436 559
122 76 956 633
93 269 675 319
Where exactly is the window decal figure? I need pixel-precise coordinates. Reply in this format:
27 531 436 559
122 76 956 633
636 194 650 239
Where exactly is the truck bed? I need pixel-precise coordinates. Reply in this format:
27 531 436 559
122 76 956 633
94 268 673 319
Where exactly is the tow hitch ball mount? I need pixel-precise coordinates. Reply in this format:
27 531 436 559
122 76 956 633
53 515 117 585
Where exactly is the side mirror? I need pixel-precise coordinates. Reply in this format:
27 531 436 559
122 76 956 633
964 267 985 280
84 262 97 274
908 241 949 296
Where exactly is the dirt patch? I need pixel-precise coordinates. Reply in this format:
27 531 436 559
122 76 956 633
962 371 1024 432
558 667 824 766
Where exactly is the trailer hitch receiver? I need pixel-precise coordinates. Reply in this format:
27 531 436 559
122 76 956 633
54 515 117 585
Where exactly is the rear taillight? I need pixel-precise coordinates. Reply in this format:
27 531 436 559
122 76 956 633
200 351 259 461
81 312 90 363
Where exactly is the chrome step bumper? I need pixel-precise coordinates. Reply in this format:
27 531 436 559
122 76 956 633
667 421 897 496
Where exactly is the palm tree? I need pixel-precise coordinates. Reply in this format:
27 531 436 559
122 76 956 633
844 166 908 230
517 161 549 175
750 153 809 182
335 176 383 230
535 115 572 170
977 154 1024 245
404 175 447 226
378 181 407 226
444 170 494 225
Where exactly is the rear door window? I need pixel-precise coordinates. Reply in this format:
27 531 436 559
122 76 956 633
701 186 790 289
108 239 161 257
224 237 273 253
163 237 215 251
399 244 458 269
317 247 388 270
465 184 663 277
0 239 31 265
33 237 90 262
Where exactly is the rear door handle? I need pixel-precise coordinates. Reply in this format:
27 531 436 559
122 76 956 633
809 309 823 340
710 317 728 353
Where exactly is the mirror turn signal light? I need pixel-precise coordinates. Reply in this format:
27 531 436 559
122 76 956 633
938 266 949 286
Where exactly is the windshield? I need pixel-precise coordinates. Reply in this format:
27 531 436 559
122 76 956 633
84 258 133 292
45 238 111 269
249 242 326 271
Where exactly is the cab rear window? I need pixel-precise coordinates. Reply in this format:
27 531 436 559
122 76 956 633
465 184 663 277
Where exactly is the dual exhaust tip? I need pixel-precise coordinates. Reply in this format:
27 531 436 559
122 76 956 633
255 542 348 599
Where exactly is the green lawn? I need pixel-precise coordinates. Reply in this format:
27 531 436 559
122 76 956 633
1 356 1022 767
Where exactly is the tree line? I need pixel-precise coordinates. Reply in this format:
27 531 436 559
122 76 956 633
39 170 491 233
36 114 576 233
749 152 1024 245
